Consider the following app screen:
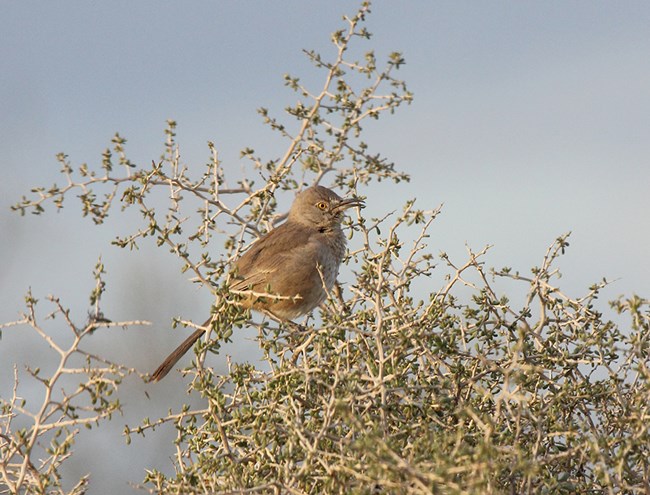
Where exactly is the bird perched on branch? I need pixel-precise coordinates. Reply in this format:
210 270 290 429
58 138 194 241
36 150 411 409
149 185 364 382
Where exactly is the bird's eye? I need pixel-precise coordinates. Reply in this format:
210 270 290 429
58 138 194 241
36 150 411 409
316 201 328 210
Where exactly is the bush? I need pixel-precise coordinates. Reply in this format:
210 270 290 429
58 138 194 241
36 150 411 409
3 3 649 494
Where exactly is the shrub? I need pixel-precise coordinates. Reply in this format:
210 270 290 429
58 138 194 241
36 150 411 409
3 3 649 494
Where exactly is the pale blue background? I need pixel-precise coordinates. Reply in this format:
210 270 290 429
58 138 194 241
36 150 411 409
2 2 649 492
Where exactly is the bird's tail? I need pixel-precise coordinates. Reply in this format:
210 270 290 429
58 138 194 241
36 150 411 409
149 317 213 382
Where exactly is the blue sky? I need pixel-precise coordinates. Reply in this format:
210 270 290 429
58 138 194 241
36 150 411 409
2 2 650 492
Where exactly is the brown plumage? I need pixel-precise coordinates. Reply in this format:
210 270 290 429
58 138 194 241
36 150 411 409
149 185 364 382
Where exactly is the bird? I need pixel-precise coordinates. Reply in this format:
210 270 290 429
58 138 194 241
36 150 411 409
149 185 364 382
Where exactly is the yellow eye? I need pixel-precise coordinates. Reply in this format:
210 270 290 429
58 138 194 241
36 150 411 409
316 201 328 210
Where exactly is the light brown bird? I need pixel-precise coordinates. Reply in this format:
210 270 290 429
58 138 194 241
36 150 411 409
149 185 364 381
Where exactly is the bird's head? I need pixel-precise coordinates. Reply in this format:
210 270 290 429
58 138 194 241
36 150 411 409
288 185 364 230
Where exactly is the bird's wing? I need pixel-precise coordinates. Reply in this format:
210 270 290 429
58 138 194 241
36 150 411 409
230 224 314 292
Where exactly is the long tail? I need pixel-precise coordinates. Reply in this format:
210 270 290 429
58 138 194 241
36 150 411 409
149 317 212 382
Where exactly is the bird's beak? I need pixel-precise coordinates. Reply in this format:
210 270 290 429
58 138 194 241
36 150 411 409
334 196 365 213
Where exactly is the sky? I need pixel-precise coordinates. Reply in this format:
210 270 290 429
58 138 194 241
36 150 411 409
2 2 650 493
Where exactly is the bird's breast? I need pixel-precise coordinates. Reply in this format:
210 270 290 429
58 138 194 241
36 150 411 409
315 230 347 290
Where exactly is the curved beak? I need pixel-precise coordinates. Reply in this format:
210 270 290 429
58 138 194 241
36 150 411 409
333 196 365 213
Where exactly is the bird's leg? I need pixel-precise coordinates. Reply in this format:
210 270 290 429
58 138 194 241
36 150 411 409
332 282 350 314
262 310 307 334
284 319 307 333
